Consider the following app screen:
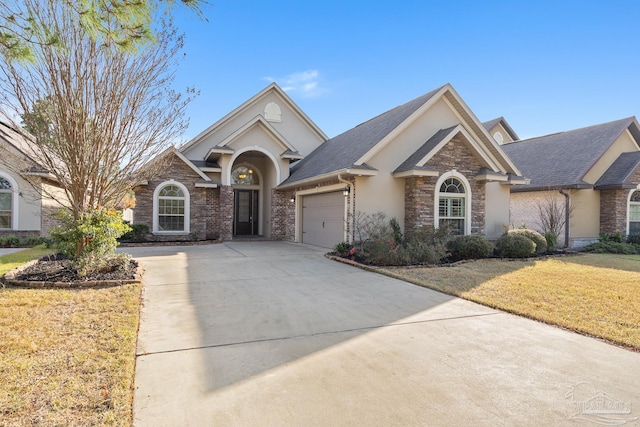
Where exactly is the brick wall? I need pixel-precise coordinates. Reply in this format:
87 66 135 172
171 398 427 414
219 185 233 241
599 189 627 235
270 189 295 240
134 153 214 242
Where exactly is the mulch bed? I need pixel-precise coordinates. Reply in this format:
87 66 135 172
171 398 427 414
3 254 141 288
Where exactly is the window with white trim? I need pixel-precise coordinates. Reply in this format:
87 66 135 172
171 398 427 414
158 184 186 232
0 176 12 229
629 191 640 235
438 177 466 235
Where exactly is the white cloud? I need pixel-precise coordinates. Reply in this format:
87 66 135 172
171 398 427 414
263 70 326 97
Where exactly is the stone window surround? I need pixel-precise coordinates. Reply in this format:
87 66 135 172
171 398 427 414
627 188 640 235
0 172 18 230
434 171 472 235
153 179 190 235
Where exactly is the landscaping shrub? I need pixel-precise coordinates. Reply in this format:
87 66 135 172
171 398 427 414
600 232 623 243
363 237 411 266
446 235 493 261
50 209 131 275
334 241 354 257
389 217 403 246
495 233 536 258
508 229 547 254
543 231 558 250
120 223 149 242
626 234 640 245
0 235 20 247
581 241 639 254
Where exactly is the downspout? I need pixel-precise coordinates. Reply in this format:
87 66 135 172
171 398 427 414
337 174 354 243
559 189 570 248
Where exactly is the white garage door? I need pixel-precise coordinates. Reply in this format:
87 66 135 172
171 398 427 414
302 191 345 248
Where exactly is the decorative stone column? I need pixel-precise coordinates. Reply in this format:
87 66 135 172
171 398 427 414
219 185 234 241
271 189 295 241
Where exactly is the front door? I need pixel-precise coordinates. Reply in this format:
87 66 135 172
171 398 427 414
234 189 259 235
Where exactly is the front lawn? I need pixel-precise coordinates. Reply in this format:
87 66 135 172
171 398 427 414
0 248 141 426
381 254 640 350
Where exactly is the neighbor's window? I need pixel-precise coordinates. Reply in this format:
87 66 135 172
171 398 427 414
438 178 466 235
0 176 12 229
629 191 640 235
158 184 185 231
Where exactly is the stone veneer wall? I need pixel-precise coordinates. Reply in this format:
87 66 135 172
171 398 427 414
405 136 486 237
599 189 628 235
134 154 216 241
599 166 640 236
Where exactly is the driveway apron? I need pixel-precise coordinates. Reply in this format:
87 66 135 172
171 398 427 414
130 242 640 426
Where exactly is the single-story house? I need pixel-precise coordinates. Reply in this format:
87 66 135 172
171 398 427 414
0 121 61 238
133 83 528 248
500 117 640 248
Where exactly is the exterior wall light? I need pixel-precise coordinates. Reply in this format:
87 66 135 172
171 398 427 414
343 186 350 196
289 195 295 203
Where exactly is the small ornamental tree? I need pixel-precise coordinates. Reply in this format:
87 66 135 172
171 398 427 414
0 0 200 269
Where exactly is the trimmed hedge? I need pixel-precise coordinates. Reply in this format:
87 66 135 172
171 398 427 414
446 235 493 260
508 229 547 255
495 233 536 258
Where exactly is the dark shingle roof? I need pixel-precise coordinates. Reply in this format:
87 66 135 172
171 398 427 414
281 85 445 185
0 120 47 170
394 126 457 173
482 116 520 141
595 151 640 189
502 117 639 191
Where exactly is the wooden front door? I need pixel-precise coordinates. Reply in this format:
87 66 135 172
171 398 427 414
234 189 258 235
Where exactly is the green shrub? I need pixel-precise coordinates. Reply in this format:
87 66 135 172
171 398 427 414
0 235 20 247
508 229 547 254
404 239 445 265
120 223 149 242
50 209 131 275
389 217 403 246
363 238 410 266
543 231 558 250
495 233 536 258
600 232 623 243
334 241 354 257
446 235 493 260
581 241 638 254
626 234 640 245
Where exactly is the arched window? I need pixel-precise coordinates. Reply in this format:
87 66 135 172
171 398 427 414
435 173 471 235
0 176 12 229
629 190 640 235
153 181 189 233
231 165 259 185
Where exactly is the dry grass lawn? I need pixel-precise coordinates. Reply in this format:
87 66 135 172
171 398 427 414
0 248 141 426
382 253 640 351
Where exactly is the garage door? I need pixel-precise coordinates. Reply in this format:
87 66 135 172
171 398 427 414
302 191 345 248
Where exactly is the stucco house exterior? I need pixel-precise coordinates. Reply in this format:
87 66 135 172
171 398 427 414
500 117 640 248
0 121 60 238
133 83 527 248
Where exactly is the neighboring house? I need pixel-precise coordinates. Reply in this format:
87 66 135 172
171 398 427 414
133 83 527 248
501 117 640 248
0 121 61 238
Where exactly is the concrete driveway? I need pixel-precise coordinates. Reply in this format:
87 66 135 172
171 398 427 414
130 242 640 426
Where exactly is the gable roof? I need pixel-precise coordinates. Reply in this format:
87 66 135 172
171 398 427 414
394 126 456 174
482 117 519 141
0 120 50 174
595 151 640 189
179 83 327 154
280 86 444 186
502 117 640 192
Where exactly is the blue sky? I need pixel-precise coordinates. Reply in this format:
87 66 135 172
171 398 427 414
172 0 640 141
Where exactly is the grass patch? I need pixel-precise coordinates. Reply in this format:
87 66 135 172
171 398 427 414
382 254 640 350
0 245 56 276
0 248 141 426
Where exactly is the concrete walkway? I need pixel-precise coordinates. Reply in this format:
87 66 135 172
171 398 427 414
130 242 640 426
0 247 24 256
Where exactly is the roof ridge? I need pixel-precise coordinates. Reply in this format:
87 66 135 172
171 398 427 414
511 116 634 144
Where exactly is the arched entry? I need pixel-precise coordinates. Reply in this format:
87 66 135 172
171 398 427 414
231 163 261 235
228 149 278 237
